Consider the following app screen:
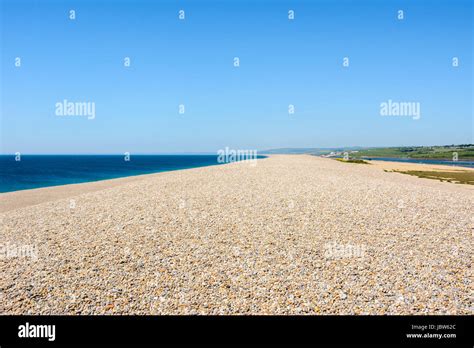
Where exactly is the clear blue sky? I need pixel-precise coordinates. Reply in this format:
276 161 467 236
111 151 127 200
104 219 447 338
1 0 472 154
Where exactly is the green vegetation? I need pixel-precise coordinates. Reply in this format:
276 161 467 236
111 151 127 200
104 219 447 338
335 158 370 164
390 170 474 185
351 144 474 160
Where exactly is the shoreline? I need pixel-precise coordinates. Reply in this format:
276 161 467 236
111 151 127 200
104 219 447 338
362 157 474 168
2 155 473 213
1 171 163 213
361 156 474 161
366 159 474 172
0 159 259 213
0 154 229 195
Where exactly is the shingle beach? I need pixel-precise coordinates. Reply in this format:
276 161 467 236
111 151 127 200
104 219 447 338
0 155 472 314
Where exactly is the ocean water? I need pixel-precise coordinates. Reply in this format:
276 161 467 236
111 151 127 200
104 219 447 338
0 155 252 193
364 157 474 168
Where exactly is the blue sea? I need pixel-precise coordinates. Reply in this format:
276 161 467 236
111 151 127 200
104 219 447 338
0 155 252 193
363 157 474 168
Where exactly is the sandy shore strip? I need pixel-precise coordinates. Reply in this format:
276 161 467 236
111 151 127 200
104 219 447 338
0 155 472 314
0 172 173 213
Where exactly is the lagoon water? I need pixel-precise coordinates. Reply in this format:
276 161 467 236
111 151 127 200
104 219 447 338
0 155 227 193
364 157 474 168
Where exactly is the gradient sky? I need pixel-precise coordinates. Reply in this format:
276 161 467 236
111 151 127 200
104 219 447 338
1 0 472 154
